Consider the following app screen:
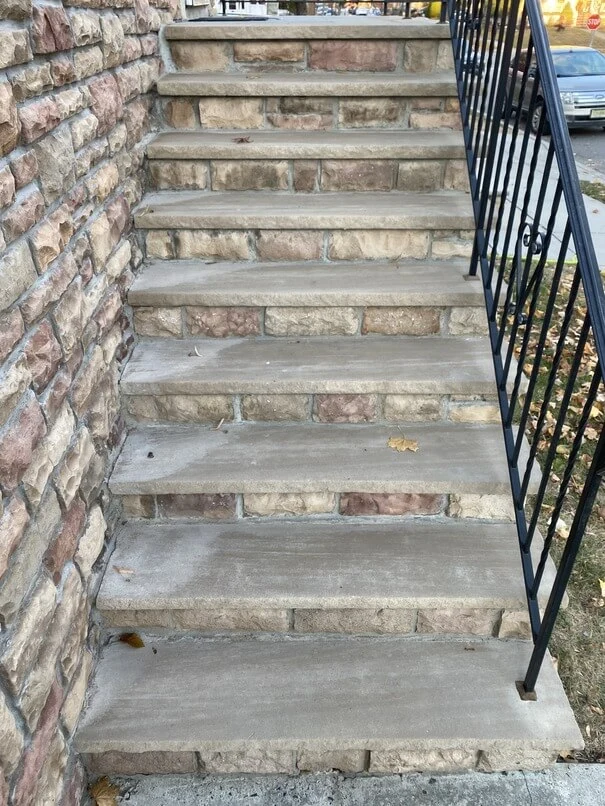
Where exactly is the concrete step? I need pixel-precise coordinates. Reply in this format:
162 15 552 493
75 635 582 774
98 518 553 636
157 72 460 131
109 422 538 501
121 336 498 425
147 131 468 193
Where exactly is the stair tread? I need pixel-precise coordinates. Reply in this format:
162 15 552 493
129 260 481 307
147 130 465 160
135 190 474 230
75 636 582 752
157 71 457 97
122 336 495 396
109 422 539 496
165 19 452 41
98 519 548 611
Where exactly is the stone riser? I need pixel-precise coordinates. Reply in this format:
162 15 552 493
123 393 498 426
161 95 461 132
120 492 514 521
168 38 454 75
132 303 485 339
101 606 530 638
148 157 469 193
144 227 473 263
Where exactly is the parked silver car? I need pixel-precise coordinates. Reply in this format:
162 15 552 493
510 46 605 133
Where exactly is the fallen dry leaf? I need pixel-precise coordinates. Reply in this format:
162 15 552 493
600 579 605 597
119 632 145 648
387 436 419 453
233 136 252 143
113 565 135 577
90 778 119 806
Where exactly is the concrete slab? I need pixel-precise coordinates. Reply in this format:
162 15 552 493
128 260 481 308
165 19 451 41
98 519 548 611
75 636 582 753
103 766 605 806
109 422 540 496
121 337 496 396
156 72 457 98
147 131 466 161
135 191 474 231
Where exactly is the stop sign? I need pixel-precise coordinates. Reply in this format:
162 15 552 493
587 14 601 30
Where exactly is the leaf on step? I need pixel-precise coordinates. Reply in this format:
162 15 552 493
387 436 419 453
233 136 252 143
113 565 135 577
90 778 119 806
119 632 145 648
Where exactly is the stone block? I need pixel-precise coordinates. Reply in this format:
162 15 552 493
22 403 75 508
175 230 250 260
1 189 45 243
431 234 474 259
0 26 32 68
89 74 123 135
0 354 29 427
156 493 236 519
126 394 233 423
0 81 20 156
24 320 62 393
73 45 104 80
172 41 229 70
448 402 500 423
0 688 23 776
256 230 323 261
234 41 304 63
362 307 441 336
339 98 402 128
122 495 155 518
0 0 32 21
397 160 443 191
61 651 93 735
211 160 289 191
242 394 309 421
10 63 53 103
0 397 47 491
50 55 76 87
293 160 318 192
0 240 37 310
54 427 96 508
448 307 488 335
0 495 29 579
105 607 289 632
74 504 106 579
0 166 15 210
448 494 515 520
321 160 394 191
30 204 74 271
145 230 174 258
186 306 261 337
86 750 197 775
150 161 208 190
267 97 333 130
10 151 37 189
370 748 477 773
314 394 377 423
34 126 76 204
295 608 417 634
478 747 558 772
309 41 397 71
163 99 197 129
416 608 501 636
0 309 24 362
32 6 73 53
409 111 462 130
134 306 182 337
297 749 366 773
499 609 532 639
403 40 438 72
384 395 442 422
19 98 61 144
340 493 445 516
329 230 429 260
200 749 296 774
101 13 125 68
199 98 263 129
265 307 358 336
444 160 470 192
244 492 335 516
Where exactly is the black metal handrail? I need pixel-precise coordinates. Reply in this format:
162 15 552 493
449 0 605 693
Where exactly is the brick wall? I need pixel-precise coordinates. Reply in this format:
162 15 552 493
0 1 179 802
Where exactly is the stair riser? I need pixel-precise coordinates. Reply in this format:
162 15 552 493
160 95 461 132
148 157 469 193
120 492 515 521
143 227 474 263
131 303 486 339
123 393 498 425
168 39 454 75
101 606 529 638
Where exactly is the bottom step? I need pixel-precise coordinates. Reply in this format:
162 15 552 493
77 636 582 774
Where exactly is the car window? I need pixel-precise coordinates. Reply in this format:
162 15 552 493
552 50 605 77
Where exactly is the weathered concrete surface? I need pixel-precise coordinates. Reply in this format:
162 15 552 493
156 72 457 98
105 766 605 806
75 637 582 754
135 191 474 231
129 260 481 308
121 337 496 396
147 131 465 160
109 422 540 496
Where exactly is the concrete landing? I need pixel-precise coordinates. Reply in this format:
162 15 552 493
135 191 474 230
147 130 465 161
128 260 481 307
92 767 605 806
121 337 496 396
109 422 539 496
76 637 582 759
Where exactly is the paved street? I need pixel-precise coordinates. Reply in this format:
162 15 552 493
570 126 605 178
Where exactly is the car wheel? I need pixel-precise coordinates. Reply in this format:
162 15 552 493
530 99 549 136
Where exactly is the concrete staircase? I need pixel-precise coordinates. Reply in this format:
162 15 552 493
76 17 582 778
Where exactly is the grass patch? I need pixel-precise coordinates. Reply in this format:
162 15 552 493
580 180 605 203
545 25 605 54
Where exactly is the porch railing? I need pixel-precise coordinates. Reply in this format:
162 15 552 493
449 0 605 693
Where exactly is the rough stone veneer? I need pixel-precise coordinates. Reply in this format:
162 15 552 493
0 0 179 803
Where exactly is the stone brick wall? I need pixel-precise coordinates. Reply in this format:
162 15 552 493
0 1 179 802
